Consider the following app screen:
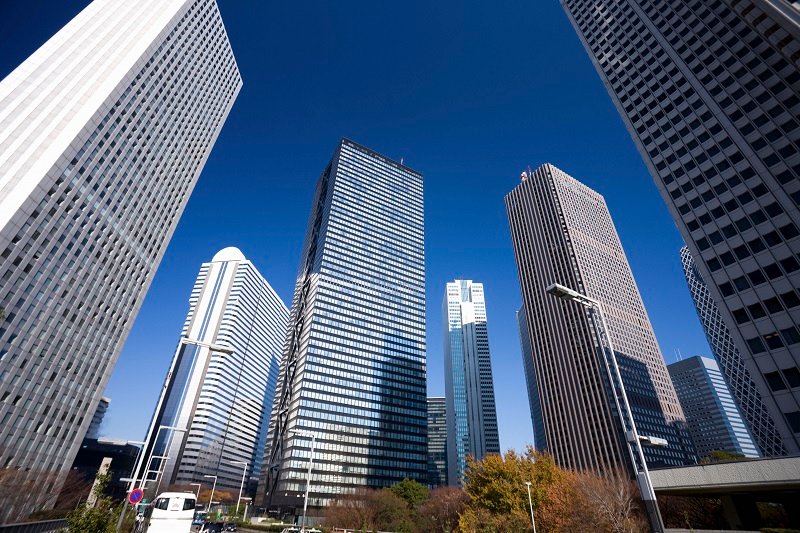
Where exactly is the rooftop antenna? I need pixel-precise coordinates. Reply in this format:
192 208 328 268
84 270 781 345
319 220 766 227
400 157 404 165
675 348 683 361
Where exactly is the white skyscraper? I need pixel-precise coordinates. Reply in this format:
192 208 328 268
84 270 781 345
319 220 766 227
443 280 500 486
0 0 241 521
138 248 288 496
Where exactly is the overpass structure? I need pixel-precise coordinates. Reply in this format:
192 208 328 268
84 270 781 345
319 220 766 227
650 456 800 530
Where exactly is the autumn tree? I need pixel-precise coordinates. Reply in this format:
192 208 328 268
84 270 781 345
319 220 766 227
574 471 647 533
416 486 468 533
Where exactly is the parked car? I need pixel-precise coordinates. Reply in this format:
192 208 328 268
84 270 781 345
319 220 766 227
224 523 237 531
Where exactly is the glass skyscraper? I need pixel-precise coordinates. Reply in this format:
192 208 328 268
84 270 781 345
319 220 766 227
680 245 787 456
561 0 800 452
506 164 695 473
669 355 760 459
0 0 240 521
426 397 447 488
443 280 500 486
259 139 427 515
138 248 288 496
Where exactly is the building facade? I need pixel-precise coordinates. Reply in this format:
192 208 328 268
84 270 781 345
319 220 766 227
0 0 241 521
139 248 288 496
680 245 787 456
669 355 760 459
443 280 500 486
85 397 111 440
259 139 427 513
427 397 447 488
561 0 800 452
517 305 547 451
506 163 695 473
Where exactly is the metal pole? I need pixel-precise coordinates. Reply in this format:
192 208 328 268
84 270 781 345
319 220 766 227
207 476 217 512
115 441 145 533
593 306 663 533
234 462 247 516
525 481 536 533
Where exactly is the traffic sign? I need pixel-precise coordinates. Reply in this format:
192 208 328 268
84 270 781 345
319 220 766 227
129 488 144 505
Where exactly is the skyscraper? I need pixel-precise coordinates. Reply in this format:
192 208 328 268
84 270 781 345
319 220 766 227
561 0 800 452
138 248 288 495
85 397 111 441
517 305 547 451
506 163 695 473
669 355 760 459
0 0 240 521
259 139 427 514
427 397 447 488
680 245 787 456
443 280 500 486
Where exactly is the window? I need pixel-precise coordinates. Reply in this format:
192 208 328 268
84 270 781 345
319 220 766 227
747 302 766 319
786 411 800 433
781 328 800 346
779 291 800 308
183 498 196 511
764 371 787 391
154 498 170 511
764 332 784 350
782 367 800 388
747 337 766 353
732 308 749 324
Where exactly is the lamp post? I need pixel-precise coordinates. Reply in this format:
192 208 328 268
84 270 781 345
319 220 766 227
204 475 218 512
111 440 145 533
190 483 202 499
132 426 186 497
524 482 536 533
545 283 665 533
230 460 248 517
241 497 252 522
131 337 233 494
290 430 316 533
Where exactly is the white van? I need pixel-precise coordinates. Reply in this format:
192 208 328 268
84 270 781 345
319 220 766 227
147 492 196 533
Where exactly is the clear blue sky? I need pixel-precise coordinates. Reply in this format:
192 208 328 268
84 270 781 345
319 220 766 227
1 0 710 454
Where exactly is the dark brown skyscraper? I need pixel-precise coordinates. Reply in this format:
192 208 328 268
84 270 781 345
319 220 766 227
506 163 695 473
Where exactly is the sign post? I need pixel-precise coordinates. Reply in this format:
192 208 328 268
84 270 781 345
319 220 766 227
129 488 144 505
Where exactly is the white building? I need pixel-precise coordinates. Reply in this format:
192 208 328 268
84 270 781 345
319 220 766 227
0 0 241 521
140 247 288 496
443 280 500 486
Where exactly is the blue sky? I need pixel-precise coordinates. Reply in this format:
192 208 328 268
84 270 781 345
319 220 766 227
1 0 710 453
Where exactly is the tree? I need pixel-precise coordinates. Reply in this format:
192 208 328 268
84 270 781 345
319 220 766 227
574 471 647 533
700 450 746 464
417 486 468 533
323 487 415 532
390 478 429 508
458 447 559 532
65 471 121 533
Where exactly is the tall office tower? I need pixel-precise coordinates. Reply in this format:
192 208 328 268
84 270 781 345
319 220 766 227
680 245 787 456
669 355 760 459
0 0 241 521
506 164 695 473
85 397 111 440
443 280 500 486
561 0 800 452
259 139 427 514
517 305 547 451
139 248 288 495
427 397 448 488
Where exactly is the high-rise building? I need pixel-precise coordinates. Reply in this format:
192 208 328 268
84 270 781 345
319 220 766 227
139 247 288 496
506 163 695 473
561 0 800 452
680 245 787 456
517 305 547 451
259 139 427 514
443 280 500 486
669 355 760 459
85 397 111 440
427 397 447 488
0 0 240 521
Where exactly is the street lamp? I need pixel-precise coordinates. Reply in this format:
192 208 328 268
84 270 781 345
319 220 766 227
131 337 233 494
110 440 145 533
131 426 186 497
545 282 665 533
524 482 537 533
190 483 202 499
230 460 248 517
290 430 316 533
241 497 252 522
204 475 218 511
